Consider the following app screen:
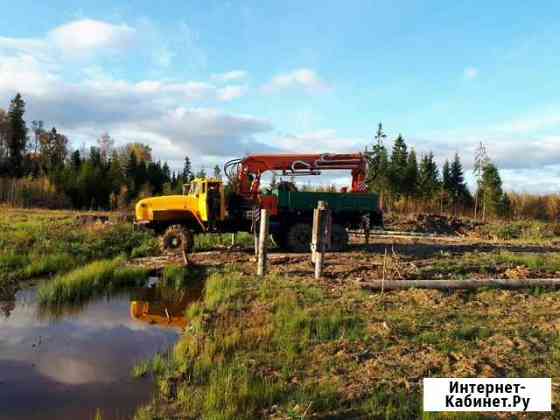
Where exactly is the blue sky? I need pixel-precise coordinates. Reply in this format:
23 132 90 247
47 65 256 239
1 1 559 192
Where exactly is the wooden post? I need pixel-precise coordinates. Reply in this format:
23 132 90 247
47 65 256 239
231 232 236 248
253 210 259 256
312 201 330 279
311 209 318 264
257 209 269 276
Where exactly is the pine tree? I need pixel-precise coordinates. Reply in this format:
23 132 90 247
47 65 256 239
366 123 390 207
449 153 471 209
108 151 124 194
403 149 419 198
213 164 222 180
442 160 452 192
389 134 408 197
162 162 171 180
480 162 505 219
136 160 148 190
7 93 28 176
419 152 440 202
71 150 82 171
125 151 138 200
182 156 193 182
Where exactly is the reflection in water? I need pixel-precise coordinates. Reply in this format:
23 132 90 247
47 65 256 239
130 285 201 329
0 279 202 420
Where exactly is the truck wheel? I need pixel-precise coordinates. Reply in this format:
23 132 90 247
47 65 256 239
330 224 349 251
286 223 312 252
161 225 194 253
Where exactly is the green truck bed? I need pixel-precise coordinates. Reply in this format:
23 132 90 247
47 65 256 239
274 190 379 213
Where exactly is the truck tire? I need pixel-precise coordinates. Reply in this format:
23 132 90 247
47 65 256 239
161 225 194 254
330 224 349 251
286 223 312 252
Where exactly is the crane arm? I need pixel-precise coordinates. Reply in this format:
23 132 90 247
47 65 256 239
225 153 369 198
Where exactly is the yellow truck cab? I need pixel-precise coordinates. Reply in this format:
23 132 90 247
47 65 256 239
135 178 225 234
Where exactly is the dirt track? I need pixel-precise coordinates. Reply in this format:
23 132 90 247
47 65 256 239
131 235 560 286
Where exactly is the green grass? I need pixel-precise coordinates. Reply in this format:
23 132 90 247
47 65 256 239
0 208 158 294
162 265 207 290
132 353 168 378
37 258 149 305
416 251 560 280
22 253 77 278
194 232 255 251
130 237 160 258
136 265 560 419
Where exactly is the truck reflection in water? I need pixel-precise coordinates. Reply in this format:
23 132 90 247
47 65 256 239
0 281 203 420
129 283 202 330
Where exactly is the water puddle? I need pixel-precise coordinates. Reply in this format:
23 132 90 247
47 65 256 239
0 278 202 420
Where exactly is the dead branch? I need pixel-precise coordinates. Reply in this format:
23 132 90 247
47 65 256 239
357 278 560 291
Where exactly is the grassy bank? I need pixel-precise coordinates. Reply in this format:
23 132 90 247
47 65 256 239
136 266 560 419
0 208 158 296
37 258 149 305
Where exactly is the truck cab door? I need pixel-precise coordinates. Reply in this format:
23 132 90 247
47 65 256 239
206 182 222 225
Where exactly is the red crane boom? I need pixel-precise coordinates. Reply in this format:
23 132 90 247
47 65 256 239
224 153 369 200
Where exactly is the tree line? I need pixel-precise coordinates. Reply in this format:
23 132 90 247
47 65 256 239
0 93 532 221
365 123 509 219
0 93 217 209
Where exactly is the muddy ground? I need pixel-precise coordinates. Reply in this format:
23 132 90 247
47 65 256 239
132 234 560 278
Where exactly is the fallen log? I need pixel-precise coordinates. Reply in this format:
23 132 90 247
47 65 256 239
357 278 560 290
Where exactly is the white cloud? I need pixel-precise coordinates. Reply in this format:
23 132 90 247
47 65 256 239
217 85 247 101
493 110 560 134
408 105 560 193
211 70 248 82
0 19 136 62
463 66 479 80
0 24 271 165
47 19 136 57
262 68 330 93
0 54 59 95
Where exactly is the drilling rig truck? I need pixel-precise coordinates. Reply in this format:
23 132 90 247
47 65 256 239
135 153 383 252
